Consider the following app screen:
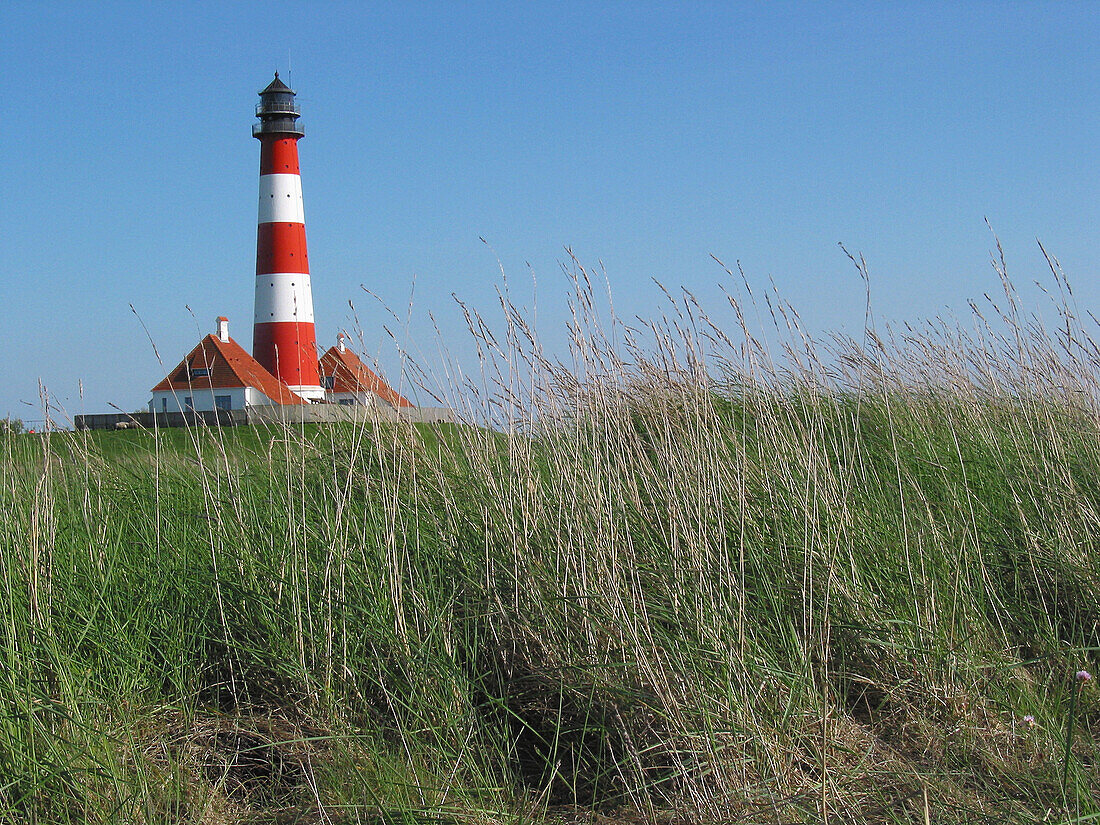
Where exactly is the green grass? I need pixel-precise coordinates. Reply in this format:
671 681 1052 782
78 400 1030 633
2 261 1099 823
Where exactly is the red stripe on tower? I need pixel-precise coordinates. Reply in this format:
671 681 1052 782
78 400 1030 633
252 73 324 400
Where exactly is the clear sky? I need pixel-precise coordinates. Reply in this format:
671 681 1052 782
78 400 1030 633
3 2 1099 425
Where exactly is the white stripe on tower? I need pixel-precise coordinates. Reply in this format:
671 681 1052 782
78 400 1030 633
254 273 315 322
257 174 305 224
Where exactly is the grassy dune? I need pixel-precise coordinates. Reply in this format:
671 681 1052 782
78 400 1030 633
2 263 1099 823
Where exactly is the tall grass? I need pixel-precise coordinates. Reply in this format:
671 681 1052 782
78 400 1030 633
1 250 1098 823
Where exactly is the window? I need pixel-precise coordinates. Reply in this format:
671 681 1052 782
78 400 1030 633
161 398 167 413
338 398 355 406
190 368 210 378
183 396 193 410
322 376 335 390
214 395 232 411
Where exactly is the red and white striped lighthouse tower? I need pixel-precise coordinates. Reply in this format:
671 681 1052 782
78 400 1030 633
252 73 324 400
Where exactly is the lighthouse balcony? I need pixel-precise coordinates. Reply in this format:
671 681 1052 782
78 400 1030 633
256 101 300 117
253 120 304 137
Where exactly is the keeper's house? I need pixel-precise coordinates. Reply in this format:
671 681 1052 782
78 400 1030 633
148 318 423 417
318 333 413 409
150 317 307 414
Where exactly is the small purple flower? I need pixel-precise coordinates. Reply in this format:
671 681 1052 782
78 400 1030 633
1023 714 1036 727
1077 670 1093 683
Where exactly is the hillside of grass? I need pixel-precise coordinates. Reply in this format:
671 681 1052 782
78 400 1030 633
2 267 1099 824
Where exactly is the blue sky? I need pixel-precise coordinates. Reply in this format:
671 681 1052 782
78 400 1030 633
4 2 1099 424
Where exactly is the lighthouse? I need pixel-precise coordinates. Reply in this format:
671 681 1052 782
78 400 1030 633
251 73 324 400
133 74 458 432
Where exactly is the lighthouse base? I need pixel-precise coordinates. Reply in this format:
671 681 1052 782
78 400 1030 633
288 385 327 402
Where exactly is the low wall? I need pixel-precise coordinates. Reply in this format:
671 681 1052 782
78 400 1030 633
75 404 455 431
246 404 456 426
75 410 247 430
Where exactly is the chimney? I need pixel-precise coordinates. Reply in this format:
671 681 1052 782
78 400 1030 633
337 332 347 353
216 316 230 342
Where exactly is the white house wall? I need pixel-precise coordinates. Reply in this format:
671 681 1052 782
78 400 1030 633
244 387 282 407
329 391 370 406
326 391 400 408
150 387 248 413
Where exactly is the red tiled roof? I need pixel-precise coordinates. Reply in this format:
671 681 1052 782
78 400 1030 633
318 346 413 408
150 334 307 405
